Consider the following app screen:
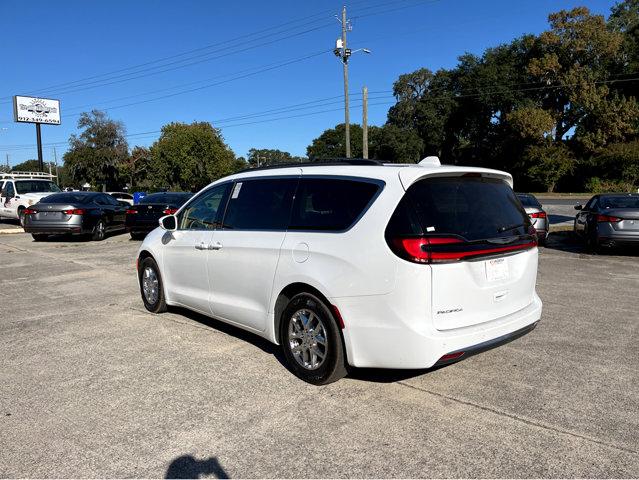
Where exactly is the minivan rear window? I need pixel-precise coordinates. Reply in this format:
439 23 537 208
289 178 381 231
388 176 530 241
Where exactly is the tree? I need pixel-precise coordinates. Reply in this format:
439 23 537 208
307 124 367 159
590 140 639 185
118 146 151 190
525 143 575 192
371 125 423 163
12 159 46 172
63 110 129 190
246 148 304 167
608 0 639 75
148 122 237 191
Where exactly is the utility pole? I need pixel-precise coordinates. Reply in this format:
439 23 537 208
341 6 351 158
5 154 9 171
333 9 371 159
362 86 368 159
53 147 59 184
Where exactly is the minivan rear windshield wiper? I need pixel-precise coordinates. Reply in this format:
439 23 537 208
497 222 527 233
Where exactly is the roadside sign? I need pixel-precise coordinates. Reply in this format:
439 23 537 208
13 96 61 125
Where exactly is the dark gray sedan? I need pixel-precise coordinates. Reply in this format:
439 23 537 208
23 191 128 241
574 193 639 251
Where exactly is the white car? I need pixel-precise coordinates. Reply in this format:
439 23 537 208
107 192 134 206
0 173 61 224
136 159 542 384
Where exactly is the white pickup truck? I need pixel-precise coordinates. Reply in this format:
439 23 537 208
0 172 61 224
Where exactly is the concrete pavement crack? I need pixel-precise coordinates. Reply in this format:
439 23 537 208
397 380 638 456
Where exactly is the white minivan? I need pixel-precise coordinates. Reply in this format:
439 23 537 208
137 159 542 384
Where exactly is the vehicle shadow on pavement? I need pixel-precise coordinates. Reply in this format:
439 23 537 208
548 214 573 224
545 231 639 257
165 455 229 479
167 306 289 369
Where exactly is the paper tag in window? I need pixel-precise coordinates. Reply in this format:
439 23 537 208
426 226 435 232
485 257 509 282
231 182 242 199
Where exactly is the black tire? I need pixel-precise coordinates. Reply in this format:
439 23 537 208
32 234 48 242
138 257 167 313
17 207 26 227
279 293 347 385
537 236 546 247
92 219 106 241
130 232 146 240
585 229 601 254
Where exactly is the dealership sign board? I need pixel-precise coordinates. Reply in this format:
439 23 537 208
13 96 61 125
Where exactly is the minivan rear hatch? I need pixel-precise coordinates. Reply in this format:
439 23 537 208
386 173 538 331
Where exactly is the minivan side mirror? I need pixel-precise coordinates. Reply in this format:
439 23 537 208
159 215 177 231
574 204 583 210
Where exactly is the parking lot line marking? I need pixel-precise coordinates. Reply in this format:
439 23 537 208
397 381 639 456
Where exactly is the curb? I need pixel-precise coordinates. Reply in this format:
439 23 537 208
0 228 24 234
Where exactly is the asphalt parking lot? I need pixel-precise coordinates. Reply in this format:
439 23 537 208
1 231 637 478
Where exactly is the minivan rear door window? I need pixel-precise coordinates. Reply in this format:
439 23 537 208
289 178 381 231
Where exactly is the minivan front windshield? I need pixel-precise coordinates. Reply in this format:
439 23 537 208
401 176 531 241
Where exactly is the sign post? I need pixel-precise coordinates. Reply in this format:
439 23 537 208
12 96 61 172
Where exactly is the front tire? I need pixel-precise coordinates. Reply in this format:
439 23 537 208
280 293 347 385
139 257 167 313
32 234 48 242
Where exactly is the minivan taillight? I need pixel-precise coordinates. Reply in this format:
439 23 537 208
530 212 546 219
389 236 537 264
163 208 178 215
596 214 622 223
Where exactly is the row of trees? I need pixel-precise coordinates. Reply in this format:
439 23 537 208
308 3 639 192
28 2 637 193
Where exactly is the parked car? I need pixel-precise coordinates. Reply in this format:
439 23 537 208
125 192 193 240
574 193 639 251
23 191 128 241
0 172 61 225
136 159 542 384
107 191 134 206
516 193 548 245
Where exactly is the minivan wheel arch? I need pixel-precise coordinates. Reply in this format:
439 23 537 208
274 283 345 348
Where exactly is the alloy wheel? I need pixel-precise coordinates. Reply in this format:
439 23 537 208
288 309 328 370
142 266 159 305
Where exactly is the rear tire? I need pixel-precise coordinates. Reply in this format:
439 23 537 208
585 229 601 254
279 293 347 385
32 234 48 242
139 257 167 313
92 219 106 241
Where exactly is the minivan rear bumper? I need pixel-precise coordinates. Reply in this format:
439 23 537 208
336 293 542 369
434 321 538 367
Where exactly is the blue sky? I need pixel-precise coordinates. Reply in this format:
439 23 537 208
0 0 616 166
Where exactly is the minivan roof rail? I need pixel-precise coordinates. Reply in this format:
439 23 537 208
0 171 57 180
239 158 384 173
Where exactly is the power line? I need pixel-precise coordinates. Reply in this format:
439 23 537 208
0 0 442 104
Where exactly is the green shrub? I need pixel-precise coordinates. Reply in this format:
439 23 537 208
585 177 637 193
